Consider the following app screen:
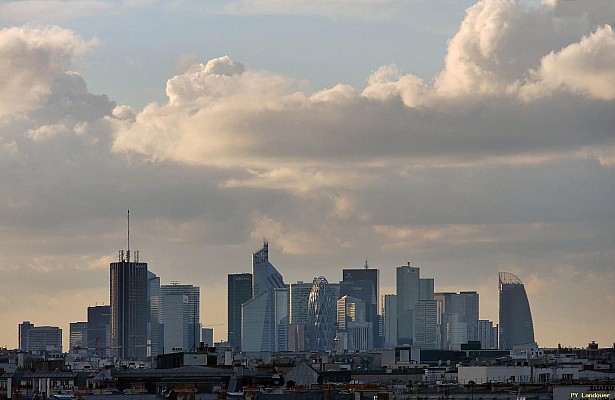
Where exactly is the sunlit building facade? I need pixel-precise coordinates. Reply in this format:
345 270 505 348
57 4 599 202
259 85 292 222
241 242 287 352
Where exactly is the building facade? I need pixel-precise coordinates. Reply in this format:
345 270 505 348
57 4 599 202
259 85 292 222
227 273 253 349
435 291 479 350
87 305 110 356
160 283 200 353
148 271 163 358
396 263 434 346
382 294 398 349
18 321 34 351
110 250 149 360
201 327 214 346
306 277 336 351
241 242 287 352
27 326 62 353
414 300 439 350
342 267 379 348
69 322 88 351
476 319 498 349
499 272 535 349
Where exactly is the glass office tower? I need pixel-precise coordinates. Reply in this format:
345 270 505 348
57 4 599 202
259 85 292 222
499 272 535 349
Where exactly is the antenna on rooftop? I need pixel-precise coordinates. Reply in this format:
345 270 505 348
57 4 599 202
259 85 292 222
364 258 369 269
127 209 130 262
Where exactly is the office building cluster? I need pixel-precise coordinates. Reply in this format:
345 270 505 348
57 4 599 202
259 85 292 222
17 240 535 361
18 248 204 360
228 242 536 354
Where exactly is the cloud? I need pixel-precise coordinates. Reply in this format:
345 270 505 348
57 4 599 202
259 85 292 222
520 25 615 101
215 0 406 19
0 26 93 116
0 1 114 24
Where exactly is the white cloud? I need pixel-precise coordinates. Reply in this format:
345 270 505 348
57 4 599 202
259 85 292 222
520 25 615 101
112 1 615 175
0 26 92 116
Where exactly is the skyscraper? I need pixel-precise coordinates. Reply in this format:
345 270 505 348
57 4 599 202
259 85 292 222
87 305 110 356
252 241 283 296
110 212 149 360
160 283 200 353
499 272 535 349
342 266 379 347
382 294 397 349
337 295 372 351
306 277 336 351
288 281 313 351
110 250 148 359
413 300 439 350
228 273 253 349
396 263 433 345
241 242 287 352
434 291 478 350
289 281 313 325
148 271 163 358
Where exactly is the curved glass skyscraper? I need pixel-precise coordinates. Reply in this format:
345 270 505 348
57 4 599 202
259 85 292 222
498 272 535 349
307 276 336 351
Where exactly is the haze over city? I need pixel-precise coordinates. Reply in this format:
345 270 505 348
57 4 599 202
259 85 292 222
0 0 614 350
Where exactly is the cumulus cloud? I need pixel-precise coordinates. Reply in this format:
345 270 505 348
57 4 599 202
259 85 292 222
0 26 92 116
520 25 615 100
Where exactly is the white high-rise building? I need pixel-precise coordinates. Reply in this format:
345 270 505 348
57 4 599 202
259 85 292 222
160 283 200 353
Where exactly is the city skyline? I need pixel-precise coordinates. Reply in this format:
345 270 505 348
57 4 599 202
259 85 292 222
6 244 593 352
1 0 614 350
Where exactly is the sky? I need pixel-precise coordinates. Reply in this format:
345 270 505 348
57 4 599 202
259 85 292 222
0 0 614 350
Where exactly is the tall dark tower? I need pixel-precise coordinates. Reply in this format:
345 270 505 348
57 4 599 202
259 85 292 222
342 262 380 348
227 273 253 349
110 211 148 359
498 272 535 350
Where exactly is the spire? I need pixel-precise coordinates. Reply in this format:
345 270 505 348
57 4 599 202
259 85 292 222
127 209 130 262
